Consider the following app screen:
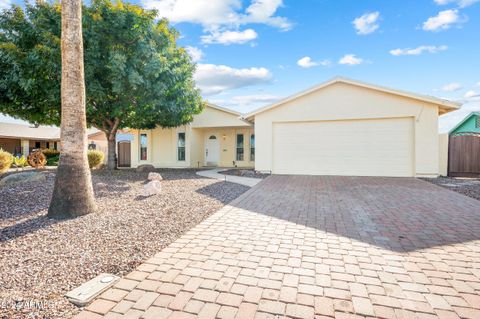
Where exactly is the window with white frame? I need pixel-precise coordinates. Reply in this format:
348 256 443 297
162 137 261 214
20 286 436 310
250 134 255 161
140 133 147 161
236 134 244 161
178 132 186 161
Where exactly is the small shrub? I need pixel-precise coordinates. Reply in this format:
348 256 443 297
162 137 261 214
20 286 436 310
13 155 28 169
42 148 60 159
28 150 47 168
87 150 104 169
46 155 59 166
0 149 13 173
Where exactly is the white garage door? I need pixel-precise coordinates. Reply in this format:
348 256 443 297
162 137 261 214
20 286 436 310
272 118 414 177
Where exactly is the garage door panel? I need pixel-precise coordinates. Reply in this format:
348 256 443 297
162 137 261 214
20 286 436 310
272 118 414 177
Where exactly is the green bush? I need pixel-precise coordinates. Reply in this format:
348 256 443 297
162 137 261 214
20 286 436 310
0 149 13 173
87 150 104 169
42 148 60 159
46 155 59 166
13 155 28 169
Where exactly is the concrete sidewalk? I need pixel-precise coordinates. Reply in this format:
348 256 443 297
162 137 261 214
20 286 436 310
196 169 262 187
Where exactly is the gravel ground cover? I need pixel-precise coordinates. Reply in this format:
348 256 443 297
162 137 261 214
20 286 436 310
220 168 270 179
0 169 249 319
422 176 480 201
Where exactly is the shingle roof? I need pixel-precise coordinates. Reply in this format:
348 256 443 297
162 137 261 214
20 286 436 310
0 122 99 140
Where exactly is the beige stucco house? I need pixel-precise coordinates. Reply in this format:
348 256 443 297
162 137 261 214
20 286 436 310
129 77 460 177
130 104 255 169
244 77 460 177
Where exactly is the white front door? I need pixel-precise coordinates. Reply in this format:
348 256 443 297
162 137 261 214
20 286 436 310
205 135 220 166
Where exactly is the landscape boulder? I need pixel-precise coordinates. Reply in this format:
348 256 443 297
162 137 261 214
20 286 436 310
136 164 155 173
0 171 47 187
147 172 163 181
142 180 162 197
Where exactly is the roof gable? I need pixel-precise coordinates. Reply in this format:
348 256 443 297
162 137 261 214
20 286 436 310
191 103 250 128
244 77 461 121
449 112 480 134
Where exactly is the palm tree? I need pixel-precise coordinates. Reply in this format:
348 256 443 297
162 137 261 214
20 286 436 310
48 0 96 217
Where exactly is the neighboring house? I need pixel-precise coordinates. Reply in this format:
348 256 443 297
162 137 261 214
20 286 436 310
243 77 459 177
449 112 480 136
0 122 105 156
130 104 255 169
446 112 480 177
87 130 108 155
0 123 61 155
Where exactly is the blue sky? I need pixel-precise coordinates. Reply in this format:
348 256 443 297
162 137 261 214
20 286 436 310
1 0 480 132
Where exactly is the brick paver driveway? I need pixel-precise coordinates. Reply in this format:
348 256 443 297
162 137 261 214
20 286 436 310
77 176 480 319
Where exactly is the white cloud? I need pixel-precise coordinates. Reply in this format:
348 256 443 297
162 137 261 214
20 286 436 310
434 0 479 8
229 94 280 106
442 82 463 92
201 29 257 45
0 0 11 10
194 63 272 95
338 54 364 65
353 12 380 35
143 0 241 27
210 94 281 112
142 0 292 34
297 57 317 68
389 45 448 56
465 90 480 99
296 56 330 68
185 46 204 62
423 9 461 31
243 0 291 30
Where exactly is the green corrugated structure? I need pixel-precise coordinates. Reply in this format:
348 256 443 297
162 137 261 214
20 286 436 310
449 112 480 135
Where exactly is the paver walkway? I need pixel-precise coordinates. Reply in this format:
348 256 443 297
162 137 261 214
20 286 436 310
196 169 262 187
76 176 480 319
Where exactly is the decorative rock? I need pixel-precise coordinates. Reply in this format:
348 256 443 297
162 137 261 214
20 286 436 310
142 180 162 197
147 172 163 181
65 273 120 306
0 171 47 187
136 164 155 173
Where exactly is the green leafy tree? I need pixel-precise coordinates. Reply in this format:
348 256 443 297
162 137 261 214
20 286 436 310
0 0 203 169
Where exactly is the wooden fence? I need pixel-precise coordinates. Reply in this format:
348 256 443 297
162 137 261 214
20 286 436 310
448 134 480 177
117 141 131 168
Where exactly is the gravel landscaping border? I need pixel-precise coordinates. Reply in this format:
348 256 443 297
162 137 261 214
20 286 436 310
422 176 480 201
0 169 249 319
220 168 270 179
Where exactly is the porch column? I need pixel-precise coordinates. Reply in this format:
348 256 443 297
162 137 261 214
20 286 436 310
21 139 30 156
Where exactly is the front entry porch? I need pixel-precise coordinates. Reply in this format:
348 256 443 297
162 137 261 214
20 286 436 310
193 127 255 169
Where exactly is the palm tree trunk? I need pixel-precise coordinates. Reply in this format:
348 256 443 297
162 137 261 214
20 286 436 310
48 0 96 218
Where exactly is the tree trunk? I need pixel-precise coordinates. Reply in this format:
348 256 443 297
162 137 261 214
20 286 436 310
48 0 96 218
107 131 117 170
101 118 120 170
